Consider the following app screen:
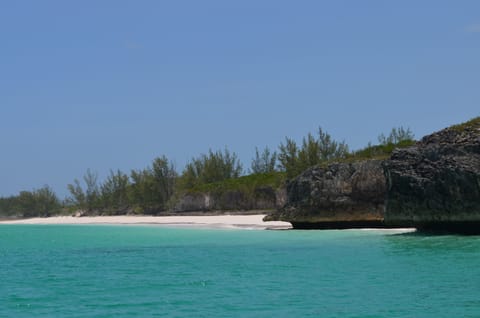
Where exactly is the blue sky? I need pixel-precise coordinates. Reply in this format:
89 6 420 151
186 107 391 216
1 1 479 198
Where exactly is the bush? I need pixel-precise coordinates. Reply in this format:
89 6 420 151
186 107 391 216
0 186 61 217
278 127 349 178
181 148 243 188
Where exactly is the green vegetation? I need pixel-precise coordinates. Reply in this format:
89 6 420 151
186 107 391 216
128 156 177 213
65 156 177 215
180 149 242 189
189 171 285 194
347 127 416 161
0 122 428 217
450 116 480 132
251 146 277 174
0 186 61 218
278 128 349 178
377 127 414 145
347 139 416 161
180 171 286 211
100 169 130 213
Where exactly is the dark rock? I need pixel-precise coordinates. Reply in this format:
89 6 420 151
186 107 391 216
252 186 277 210
275 187 287 209
174 185 286 213
216 190 252 210
270 160 386 227
174 193 213 212
266 118 480 232
383 121 480 231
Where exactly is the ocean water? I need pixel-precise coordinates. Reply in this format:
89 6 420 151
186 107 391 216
1 225 480 317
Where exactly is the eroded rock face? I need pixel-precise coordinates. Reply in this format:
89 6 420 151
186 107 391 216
272 160 386 228
174 193 213 212
174 186 286 212
383 124 480 230
267 119 480 231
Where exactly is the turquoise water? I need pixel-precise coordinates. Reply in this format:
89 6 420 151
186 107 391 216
1 226 480 317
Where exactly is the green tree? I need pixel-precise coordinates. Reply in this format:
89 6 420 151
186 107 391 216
67 179 86 209
251 146 277 174
0 196 16 217
32 186 61 217
16 191 36 217
151 156 177 207
67 169 100 212
277 137 299 177
129 168 156 212
297 133 321 172
128 156 177 213
182 148 243 188
348 127 416 160
0 186 61 217
378 127 415 145
278 127 349 179
100 169 130 212
84 169 99 210
317 127 349 160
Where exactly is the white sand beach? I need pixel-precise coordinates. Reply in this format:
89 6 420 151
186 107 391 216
0 214 292 230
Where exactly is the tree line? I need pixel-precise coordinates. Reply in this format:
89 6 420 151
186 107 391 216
0 186 61 218
0 127 414 217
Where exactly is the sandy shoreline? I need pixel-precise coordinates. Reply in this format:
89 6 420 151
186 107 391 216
0 214 293 230
0 215 418 233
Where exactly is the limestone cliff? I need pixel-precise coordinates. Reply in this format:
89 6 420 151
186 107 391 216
383 118 480 231
268 160 386 228
174 186 286 213
267 117 480 232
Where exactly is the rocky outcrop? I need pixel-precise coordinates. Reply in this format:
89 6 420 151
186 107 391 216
269 160 387 228
383 119 480 232
267 117 480 232
173 193 214 212
174 186 286 213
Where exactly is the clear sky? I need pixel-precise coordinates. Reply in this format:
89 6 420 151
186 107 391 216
1 1 479 198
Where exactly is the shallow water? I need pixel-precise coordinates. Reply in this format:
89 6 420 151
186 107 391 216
1 225 479 317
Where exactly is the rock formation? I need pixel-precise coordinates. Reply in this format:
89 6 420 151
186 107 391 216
268 160 387 228
383 118 480 232
267 117 480 232
174 186 286 213
173 193 214 212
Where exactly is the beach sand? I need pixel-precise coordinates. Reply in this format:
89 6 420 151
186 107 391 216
0 214 292 230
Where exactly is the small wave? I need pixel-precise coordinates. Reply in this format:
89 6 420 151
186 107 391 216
356 228 417 234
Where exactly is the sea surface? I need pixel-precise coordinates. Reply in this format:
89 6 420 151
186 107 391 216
1 225 480 317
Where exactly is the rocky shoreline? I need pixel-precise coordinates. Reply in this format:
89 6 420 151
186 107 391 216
264 160 386 225
266 117 480 233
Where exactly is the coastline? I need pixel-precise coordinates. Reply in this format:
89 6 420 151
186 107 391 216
0 214 293 230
